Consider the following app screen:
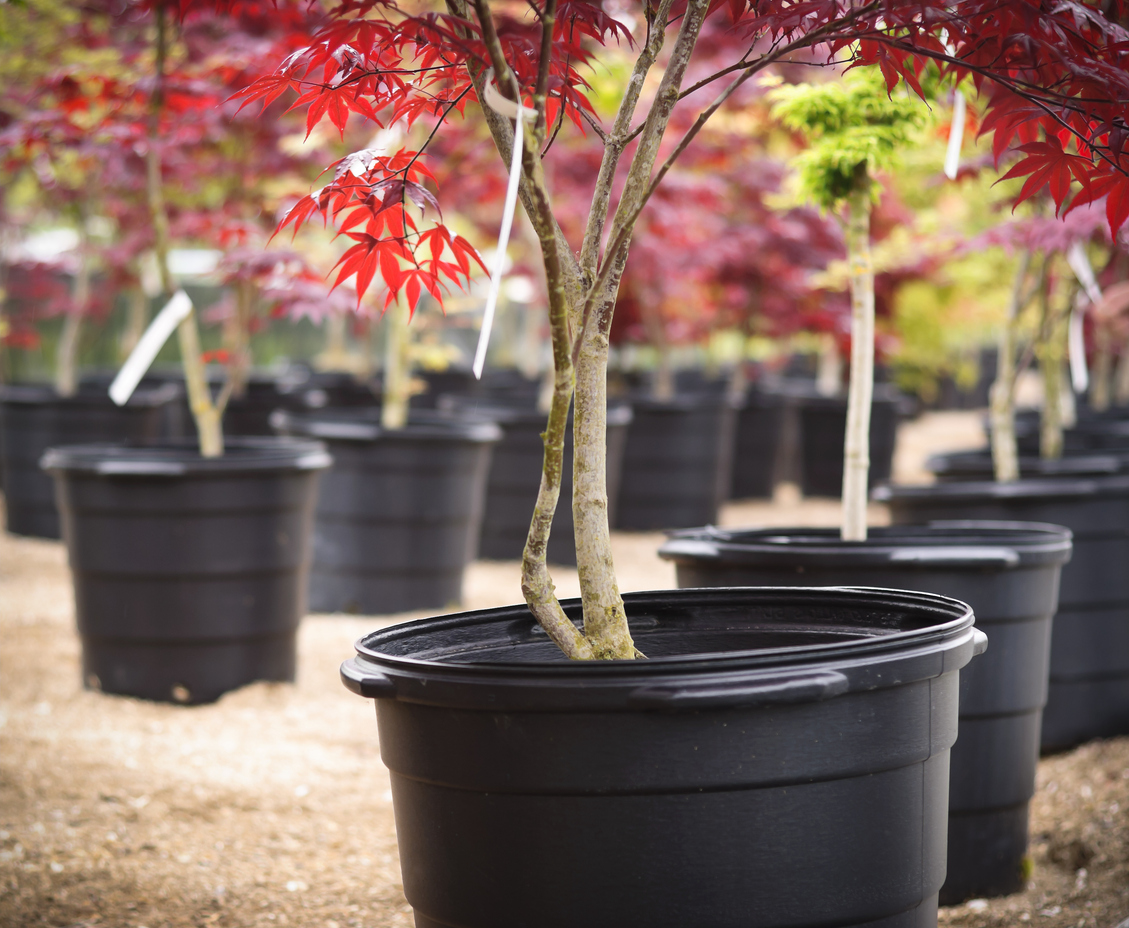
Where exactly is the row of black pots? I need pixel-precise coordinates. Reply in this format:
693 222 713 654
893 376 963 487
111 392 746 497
729 381 903 499
659 522 1070 905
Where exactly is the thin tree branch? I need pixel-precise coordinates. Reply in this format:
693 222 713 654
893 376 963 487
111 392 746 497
533 0 557 136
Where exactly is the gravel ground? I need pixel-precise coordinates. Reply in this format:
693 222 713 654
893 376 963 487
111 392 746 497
2 411 1127 928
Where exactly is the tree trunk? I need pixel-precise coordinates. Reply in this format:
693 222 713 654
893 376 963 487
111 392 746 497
223 279 254 401
148 0 222 456
816 332 842 397
1116 337 1129 406
381 296 411 430
1090 325 1112 412
989 251 1031 482
121 284 149 359
840 180 874 542
1036 281 1064 461
55 215 91 397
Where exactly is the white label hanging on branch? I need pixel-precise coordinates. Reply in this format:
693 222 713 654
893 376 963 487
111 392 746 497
472 69 537 380
109 289 194 405
943 89 966 181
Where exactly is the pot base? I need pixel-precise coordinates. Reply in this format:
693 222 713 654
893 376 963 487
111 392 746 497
941 805 1029 905
82 632 296 705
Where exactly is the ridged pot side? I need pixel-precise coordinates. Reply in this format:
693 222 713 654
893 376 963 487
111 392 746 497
277 412 500 615
42 438 331 704
613 395 739 531
1 383 178 538
341 586 983 928
658 522 1071 904
877 478 1129 752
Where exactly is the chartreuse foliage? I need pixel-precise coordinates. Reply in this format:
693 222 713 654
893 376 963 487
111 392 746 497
770 69 931 208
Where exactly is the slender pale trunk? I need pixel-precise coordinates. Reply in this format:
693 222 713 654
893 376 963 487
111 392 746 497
1090 325 1112 412
381 297 411 429
640 297 674 400
148 1 222 456
816 332 842 397
55 213 91 397
1036 281 1064 460
223 279 254 400
990 251 1031 482
322 312 350 370
840 180 874 542
121 283 149 359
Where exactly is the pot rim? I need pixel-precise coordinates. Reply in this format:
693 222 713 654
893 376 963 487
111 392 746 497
874 473 1129 502
39 436 332 476
273 408 501 444
926 449 1125 476
0 381 180 408
342 587 979 712
658 521 1073 569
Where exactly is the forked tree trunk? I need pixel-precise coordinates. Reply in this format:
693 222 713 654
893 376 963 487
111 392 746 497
840 179 874 542
381 296 411 429
148 0 222 456
989 250 1031 482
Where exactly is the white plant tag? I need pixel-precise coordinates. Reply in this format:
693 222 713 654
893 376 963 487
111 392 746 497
943 90 966 181
1068 306 1089 394
472 70 537 380
109 289 193 405
1067 242 1102 304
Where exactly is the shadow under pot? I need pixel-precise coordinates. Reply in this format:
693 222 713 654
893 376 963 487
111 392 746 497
41 437 331 704
437 397 632 566
340 586 984 928
1 382 180 539
658 522 1072 905
613 393 740 531
794 386 901 497
275 410 500 615
875 476 1129 753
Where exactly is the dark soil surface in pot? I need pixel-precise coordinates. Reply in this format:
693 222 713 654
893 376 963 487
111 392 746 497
614 394 739 530
276 410 499 615
659 522 1073 905
342 586 980 928
41 437 330 704
437 396 631 565
878 478 1129 754
1 494 1127 928
0 382 179 538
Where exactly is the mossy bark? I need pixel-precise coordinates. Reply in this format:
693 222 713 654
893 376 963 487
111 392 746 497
840 179 874 542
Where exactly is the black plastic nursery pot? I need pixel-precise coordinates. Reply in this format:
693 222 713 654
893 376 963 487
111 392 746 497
276 410 500 615
729 387 786 499
927 448 1126 482
876 477 1129 753
341 586 983 928
797 386 900 497
41 437 331 704
1 382 180 538
658 523 1072 904
439 397 631 565
613 394 740 530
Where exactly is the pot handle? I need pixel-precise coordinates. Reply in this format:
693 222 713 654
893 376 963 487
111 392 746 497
972 627 989 656
340 658 397 699
627 669 849 711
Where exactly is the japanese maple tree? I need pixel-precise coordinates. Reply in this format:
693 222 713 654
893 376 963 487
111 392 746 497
237 0 1129 659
